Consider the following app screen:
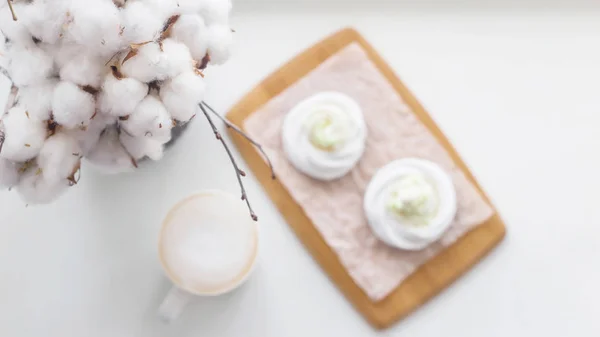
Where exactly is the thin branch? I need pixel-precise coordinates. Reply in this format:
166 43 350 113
199 103 258 221
201 101 276 180
6 0 17 21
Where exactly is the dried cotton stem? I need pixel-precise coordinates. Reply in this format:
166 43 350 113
201 101 276 180
199 103 258 221
6 0 17 21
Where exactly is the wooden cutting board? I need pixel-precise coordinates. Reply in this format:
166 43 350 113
225 27 506 329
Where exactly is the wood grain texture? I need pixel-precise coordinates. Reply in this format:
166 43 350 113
225 28 507 330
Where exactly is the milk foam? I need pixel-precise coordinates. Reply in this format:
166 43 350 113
159 192 258 294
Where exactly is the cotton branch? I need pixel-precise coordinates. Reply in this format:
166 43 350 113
199 103 258 221
0 0 237 205
201 101 276 180
6 0 17 21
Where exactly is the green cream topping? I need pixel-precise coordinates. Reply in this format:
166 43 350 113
305 108 349 152
386 173 439 227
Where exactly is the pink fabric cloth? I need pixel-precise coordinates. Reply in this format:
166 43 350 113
244 43 494 301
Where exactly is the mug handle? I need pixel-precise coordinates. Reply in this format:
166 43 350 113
158 286 194 323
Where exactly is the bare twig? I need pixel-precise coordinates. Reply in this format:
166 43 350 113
199 103 258 221
201 101 276 180
6 0 17 21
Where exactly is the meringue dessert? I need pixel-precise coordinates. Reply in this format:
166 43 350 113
282 91 367 181
363 158 457 250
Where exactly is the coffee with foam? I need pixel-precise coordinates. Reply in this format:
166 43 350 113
158 191 258 295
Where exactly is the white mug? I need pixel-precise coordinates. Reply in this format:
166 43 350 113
157 190 259 322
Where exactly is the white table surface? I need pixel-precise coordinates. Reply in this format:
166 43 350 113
2 1 600 336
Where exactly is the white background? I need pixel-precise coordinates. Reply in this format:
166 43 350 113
1 0 600 336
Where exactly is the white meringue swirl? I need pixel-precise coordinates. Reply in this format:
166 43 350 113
363 158 457 250
282 92 367 181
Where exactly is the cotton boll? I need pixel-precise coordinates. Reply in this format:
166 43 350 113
0 3 31 43
37 133 82 183
119 132 164 161
57 47 105 87
7 43 54 86
206 25 232 65
66 113 114 156
94 112 118 128
199 0 232 25
17 79 58 121
0 106 47 162
153 128 173 145
98 71 148 117
66 0 124 56
67 126 102 157
0 159 20 189
170 14 209 60
21 1 68 44
52 44 85 69
160 39 194 76
141 0 179 21
37 42 60 64
52 81 96 129
16 167 69 205
120 1 163 44
119 43 161 82
176 0 208 13
120 95 172 139
121 40 192 82
160 71 205 122
85 126 136 174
